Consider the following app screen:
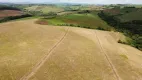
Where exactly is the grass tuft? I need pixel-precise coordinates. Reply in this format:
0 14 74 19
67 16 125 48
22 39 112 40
120 54 128 59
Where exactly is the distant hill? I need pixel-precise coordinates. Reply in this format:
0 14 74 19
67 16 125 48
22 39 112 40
0 5 21 10
25 5 64 13
0 5 23 19
0 10 23 19
118 8 142 22
0 2 14 5
102 7 142 22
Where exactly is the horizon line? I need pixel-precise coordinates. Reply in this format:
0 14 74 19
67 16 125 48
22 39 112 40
0 1 142 5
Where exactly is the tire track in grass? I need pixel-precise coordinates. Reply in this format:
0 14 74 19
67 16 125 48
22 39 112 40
20 27 69 80
5 61 15 80
94 30 122 80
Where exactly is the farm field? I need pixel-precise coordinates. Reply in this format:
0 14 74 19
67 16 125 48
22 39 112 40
0 10 23 19
42 13 112 30
0 19 142 80
0 19 67 80
25 5 64 13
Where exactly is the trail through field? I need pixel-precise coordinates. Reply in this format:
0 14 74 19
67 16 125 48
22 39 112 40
20 28 69 80
94 30 121 80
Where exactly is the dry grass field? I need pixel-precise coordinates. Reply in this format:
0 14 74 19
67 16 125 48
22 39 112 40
0 19 142 80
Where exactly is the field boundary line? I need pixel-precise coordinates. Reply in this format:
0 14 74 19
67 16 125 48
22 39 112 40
20 27 69 80
94 30 122 80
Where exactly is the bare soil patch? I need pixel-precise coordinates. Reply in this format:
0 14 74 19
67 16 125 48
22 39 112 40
0 10 23 19
35 19 48 25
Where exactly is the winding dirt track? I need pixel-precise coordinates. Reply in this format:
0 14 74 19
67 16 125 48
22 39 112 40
94 30 121 80
20 28 69 80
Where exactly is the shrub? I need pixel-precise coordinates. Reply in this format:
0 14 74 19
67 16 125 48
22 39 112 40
96 27 105 30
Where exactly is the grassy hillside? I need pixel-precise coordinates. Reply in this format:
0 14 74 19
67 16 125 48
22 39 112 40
0 5 32 23
103 7 142 22
25 5 64 13
98 7 142 50
118 9 142 22
25 5 38 11
38 12 112 30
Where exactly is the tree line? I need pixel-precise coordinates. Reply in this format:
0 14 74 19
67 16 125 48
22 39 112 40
0 14 32 23
0 6 21 10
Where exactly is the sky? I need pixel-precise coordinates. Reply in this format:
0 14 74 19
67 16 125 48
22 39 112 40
0 0 142 4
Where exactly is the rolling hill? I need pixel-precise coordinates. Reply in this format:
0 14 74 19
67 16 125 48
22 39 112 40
0 19 142 80
25 5 64 13
0 10 23 19
0 6 24 19
38 13 112 30
99 7 142 50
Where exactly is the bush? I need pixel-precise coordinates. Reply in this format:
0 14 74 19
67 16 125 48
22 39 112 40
96 26 105 30
118 40 124 44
